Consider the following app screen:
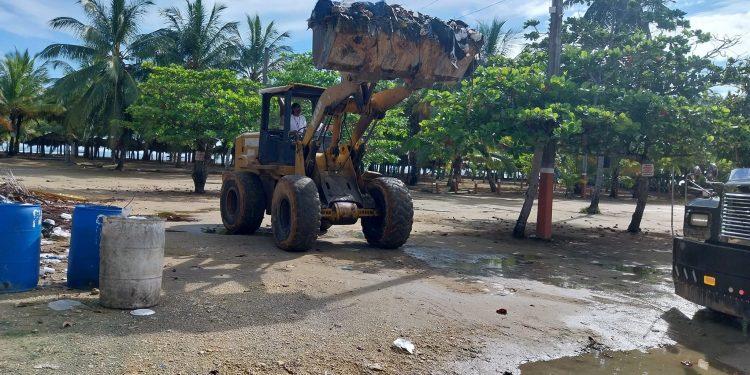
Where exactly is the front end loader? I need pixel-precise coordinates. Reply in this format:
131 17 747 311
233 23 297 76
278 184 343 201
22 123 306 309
220 0 483 251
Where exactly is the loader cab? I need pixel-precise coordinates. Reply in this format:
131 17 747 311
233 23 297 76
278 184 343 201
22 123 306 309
259 84 325 165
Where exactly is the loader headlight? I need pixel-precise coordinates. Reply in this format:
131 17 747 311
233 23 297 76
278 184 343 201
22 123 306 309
689 213 709 227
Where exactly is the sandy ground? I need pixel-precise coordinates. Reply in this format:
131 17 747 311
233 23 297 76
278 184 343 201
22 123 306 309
0 158 748 375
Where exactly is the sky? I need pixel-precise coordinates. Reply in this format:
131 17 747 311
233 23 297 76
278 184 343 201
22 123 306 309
0 0 748 64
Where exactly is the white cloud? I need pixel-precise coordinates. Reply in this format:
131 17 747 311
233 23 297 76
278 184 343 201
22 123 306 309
687 1 750 59
0 1 71 39
2 0 746 60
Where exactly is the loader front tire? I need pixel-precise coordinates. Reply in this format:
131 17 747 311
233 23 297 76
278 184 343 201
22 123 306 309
271 175 321 252
361 177 413 249
220 172 266 234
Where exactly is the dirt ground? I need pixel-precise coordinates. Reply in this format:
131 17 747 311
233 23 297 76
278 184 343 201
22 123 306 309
0 158 748 375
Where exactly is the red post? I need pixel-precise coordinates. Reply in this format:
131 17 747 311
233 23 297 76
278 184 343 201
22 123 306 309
536 140 556 240
537 169 554 240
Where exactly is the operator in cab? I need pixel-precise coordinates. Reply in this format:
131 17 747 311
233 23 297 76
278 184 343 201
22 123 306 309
290 103 307 133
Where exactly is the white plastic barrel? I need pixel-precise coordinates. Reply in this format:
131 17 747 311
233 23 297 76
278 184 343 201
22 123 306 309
99 216 166 309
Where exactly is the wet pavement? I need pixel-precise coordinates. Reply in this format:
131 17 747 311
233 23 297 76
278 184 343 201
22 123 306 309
521 345 743 375
403 243 750 374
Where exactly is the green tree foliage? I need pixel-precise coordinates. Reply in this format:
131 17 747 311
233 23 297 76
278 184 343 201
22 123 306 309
137 0 239 70
128 65 261 193
0 49 53 156
268 53 339 87
478 18 516 57
557 0 728 230
420 55 579 190
40 0 155 169
233 14 292 82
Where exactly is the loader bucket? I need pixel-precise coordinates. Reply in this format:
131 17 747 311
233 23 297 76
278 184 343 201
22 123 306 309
309 1 483 86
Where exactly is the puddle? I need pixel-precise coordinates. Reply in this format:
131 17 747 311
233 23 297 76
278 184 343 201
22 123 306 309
404 246 540 277
519 345 744 375
403 244 672 291
157 211 198 222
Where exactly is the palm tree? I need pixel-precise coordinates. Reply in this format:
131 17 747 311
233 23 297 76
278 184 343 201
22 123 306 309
233 14 292 82
40 0 154 169
477 18 516 58
0 49 51 156
137 0 239 70
564 0 681 38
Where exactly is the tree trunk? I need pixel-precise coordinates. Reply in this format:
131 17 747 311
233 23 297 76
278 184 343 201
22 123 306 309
192 144 210 194
8 137 16 156
513 143 545 238
13 120 22 157
407 151 419 186
486 168 497 193
627 175 649 233
448 156 462 192
7 117 21 156
585 156 606 214
65 141 76 164
609 158 621 198
141 145 150 161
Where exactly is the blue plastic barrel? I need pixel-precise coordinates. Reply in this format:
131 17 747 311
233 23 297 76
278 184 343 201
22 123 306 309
67 205 123 289
0 203 42 293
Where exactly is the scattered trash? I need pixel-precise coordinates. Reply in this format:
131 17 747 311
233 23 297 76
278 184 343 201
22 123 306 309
697 359 709 370
43 218 56 227
586 336 609 352
0 194 9 203
62 321 73 328
41 258 62 264
39 266 56 275
41 239 54 245
367 363 385 371
392 337 415 354
51 227 71 238
681 360 693 367
32 364 60 370
130 309 155 316
496 308 508 315
14 301 33 308
41 253 67 260
60 213 72 221
341 265 353 271
48 299 83 311
90 288 100 296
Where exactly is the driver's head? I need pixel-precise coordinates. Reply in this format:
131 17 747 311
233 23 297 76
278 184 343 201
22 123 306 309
291 103 302 115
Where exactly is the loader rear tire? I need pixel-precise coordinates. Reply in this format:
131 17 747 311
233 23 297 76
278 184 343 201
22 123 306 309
361 177 413 249
220 172 266 234
271 175 321 252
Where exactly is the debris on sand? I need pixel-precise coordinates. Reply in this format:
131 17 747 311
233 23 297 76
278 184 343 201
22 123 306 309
50 227 71 239
392 337 415 354
130 309 156 316
586 336 610 352
32 364 60 370
48 299 83 311
367 363 385 371
1 169 81 235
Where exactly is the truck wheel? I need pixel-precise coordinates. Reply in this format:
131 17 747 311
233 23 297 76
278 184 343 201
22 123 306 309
320 220 333 234
271 175 321 251
361 177 413 249
220 172 266 234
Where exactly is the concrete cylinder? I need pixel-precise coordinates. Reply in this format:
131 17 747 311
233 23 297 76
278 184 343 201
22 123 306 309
99 216 166 309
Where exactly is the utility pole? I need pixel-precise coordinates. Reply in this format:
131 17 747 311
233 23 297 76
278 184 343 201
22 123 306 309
536 0 563 240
